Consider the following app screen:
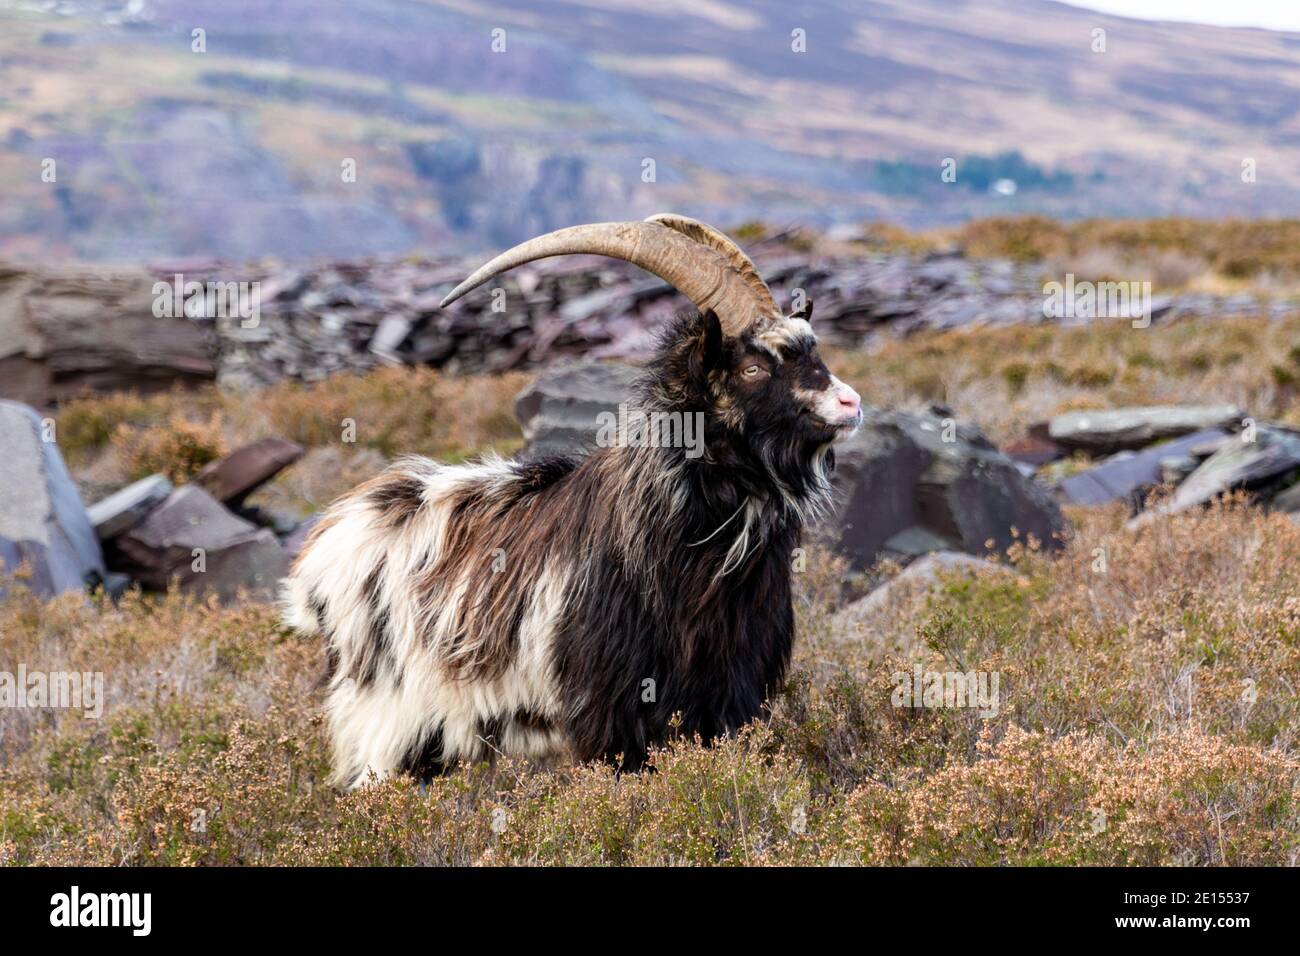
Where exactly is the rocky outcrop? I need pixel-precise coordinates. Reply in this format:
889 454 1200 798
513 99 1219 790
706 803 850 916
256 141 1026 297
1127 425 1300 528
80 441 313 601
112 484 287 601
3 242 1289 406
513 361 643 456
829 407 1067 569
1048 405 1244 455
0 400 105 598
1056 428 1230 507
992 404 1300 524
0 264 216 408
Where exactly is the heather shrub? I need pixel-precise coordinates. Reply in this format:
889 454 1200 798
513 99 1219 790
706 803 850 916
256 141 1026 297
248 365 527 461
829 312 1300 444
56 389 209 466
56 366 528 514
947 216 1300 286
111 412 228 482
2 500 1295 866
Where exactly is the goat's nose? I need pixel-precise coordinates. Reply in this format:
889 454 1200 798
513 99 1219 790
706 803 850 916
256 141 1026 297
836 382 861 415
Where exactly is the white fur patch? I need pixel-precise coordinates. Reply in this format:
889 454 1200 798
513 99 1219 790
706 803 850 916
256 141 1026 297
282 457 573 788
754 317 816 359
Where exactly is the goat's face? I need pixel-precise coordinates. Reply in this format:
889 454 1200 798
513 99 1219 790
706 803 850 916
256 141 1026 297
661 306 862 473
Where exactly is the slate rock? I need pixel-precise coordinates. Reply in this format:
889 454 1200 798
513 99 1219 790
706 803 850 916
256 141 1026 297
833 551 1011 631
0 265 216 407
114 484 287 600
1056 428 1230 507
882 525 960 558
0 400 105 598
193 438 305 507
1159 455 1199 486
1129 426 1300 528
827 407 1066 571
1049 405 1244 455
86 474 173 541
369 314 413 362
1003 433 1066 467
514 361 643 455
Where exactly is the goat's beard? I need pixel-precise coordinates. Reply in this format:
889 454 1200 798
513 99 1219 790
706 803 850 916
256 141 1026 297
734 428 836 527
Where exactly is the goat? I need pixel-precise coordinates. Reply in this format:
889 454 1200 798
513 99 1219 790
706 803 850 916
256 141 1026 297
282 214 863 788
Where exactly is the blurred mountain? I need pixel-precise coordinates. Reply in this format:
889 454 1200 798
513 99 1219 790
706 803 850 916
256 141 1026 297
2 0 1298 263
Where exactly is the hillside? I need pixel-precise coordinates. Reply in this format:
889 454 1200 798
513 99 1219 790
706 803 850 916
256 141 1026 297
3 0 1300 262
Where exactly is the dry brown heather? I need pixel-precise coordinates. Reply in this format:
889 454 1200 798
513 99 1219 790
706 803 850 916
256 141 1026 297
1 501 1296 865
828 311 1300 447
2 310 1296 866
873 216 1300 294
56 367 530 514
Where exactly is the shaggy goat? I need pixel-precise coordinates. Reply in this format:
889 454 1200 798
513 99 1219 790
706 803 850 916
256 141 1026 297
283 214 862 788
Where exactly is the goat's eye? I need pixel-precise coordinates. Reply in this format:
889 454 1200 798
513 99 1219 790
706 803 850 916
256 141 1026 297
742 364 764 378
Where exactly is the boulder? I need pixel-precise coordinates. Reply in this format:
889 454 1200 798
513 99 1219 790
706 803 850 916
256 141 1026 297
1056 428 1230 507
0 264 216 408
833 550 1012 630
514 361 643 455
1048 405 1244 455
1128 426 1300 528
826 406 1067 570
113 484 287 600
193 438 305 506
881 525 959 557
86 474 173 541
0 400 105 598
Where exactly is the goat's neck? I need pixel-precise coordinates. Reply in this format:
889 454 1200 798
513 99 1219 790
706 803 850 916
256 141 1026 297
599 436 804 581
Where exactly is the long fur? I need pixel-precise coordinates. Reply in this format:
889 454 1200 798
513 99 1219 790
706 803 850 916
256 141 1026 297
283 309 858 788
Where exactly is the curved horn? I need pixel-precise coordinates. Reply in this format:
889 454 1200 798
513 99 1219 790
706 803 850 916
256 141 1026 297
439 219 780 337
643 213 780 320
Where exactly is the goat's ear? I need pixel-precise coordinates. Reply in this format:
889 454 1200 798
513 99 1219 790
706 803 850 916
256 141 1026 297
699 309 724 371
790 296 814 322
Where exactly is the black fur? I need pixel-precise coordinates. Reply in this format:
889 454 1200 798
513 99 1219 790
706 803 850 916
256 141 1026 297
547 310 836 769
355 562 396 689
399 725 448 782
366 473 426 527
